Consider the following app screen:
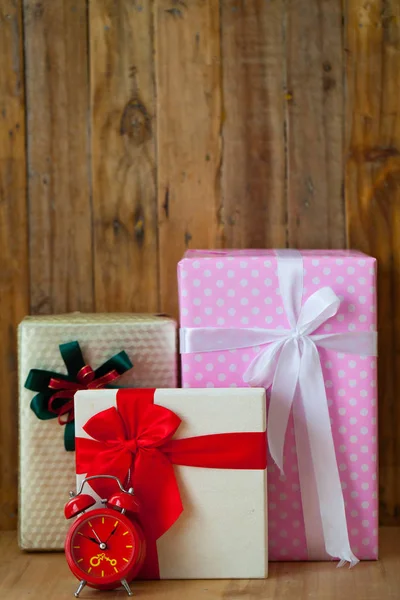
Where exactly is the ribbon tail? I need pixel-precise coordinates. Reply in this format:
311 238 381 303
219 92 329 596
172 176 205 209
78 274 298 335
64 420 75 451
337 555 359 569
134 449 183 579
299 338 358 566
293 390 327 560
267 339 301 474
337 556 359 569
134 449 183 541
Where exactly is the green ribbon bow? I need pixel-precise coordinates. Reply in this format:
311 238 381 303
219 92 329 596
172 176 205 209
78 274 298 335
25 341 133 451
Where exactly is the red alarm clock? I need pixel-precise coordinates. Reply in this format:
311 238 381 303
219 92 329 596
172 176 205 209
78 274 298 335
64 475 146 598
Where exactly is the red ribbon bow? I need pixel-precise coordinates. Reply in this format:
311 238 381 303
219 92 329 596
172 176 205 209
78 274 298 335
76 389 267 579
48 365 120 424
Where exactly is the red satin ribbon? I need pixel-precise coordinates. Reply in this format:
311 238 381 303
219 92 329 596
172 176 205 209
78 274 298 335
48 366 120 424
75 388 267 579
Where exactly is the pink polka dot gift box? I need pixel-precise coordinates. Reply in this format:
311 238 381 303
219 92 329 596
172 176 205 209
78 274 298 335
178 249 378 564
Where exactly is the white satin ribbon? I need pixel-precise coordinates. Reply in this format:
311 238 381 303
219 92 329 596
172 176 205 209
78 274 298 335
180 249 377 566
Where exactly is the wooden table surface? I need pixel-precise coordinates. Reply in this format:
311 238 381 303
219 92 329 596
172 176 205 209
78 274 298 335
1 529 399 600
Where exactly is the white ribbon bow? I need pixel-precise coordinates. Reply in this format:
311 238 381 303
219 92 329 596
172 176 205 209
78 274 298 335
180 250 377 566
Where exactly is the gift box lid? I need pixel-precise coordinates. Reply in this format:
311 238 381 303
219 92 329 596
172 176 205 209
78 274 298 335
19 313 176 328
182 249 374 259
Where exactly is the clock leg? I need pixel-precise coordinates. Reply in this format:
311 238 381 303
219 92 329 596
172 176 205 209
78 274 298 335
74 580 87 598
120 578 134 596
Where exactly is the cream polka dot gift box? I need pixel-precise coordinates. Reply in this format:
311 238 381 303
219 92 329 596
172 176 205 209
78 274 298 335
179 249 378 564
18 313 177 550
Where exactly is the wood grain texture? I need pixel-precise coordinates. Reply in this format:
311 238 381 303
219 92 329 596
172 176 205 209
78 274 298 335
0 0 28 530
286 0 345 248
90 0 158 312
24 0 92 314
0 529 399 598
221 0 287 248
1 0 400 532
345 0 400 525
156 0 222 319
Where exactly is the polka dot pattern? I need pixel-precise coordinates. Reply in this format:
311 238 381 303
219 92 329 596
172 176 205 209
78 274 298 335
178 250 378 561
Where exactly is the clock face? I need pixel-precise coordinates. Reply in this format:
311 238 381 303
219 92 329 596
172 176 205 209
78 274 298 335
66 509 145 587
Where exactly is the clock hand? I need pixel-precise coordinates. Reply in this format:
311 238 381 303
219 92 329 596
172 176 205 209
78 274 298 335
79 533 99 545
91 527 104 545
104 523 118 544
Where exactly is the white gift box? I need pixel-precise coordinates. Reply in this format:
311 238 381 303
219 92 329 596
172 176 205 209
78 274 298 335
74 388 268 579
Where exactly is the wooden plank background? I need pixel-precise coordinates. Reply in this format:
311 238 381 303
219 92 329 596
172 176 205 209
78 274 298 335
0 0 399 530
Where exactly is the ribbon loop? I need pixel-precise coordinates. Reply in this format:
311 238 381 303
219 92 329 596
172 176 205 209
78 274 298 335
77 365 96 384
243 340 285 387
60 341 86 378
297 287 341 335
